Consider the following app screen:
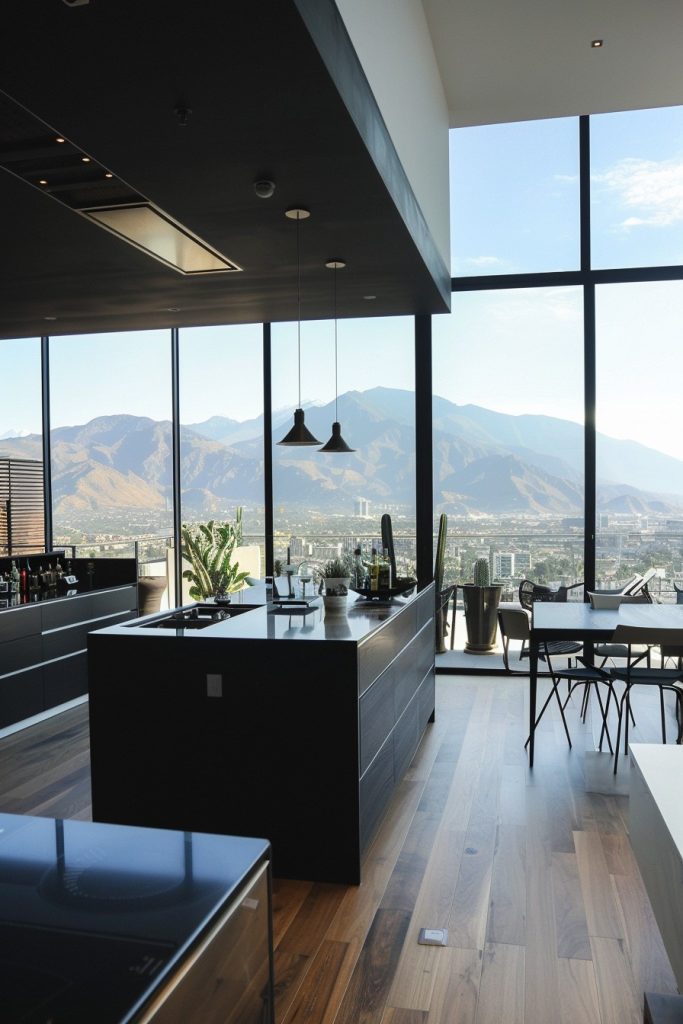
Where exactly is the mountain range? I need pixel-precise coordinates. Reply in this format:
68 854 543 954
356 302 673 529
2 387 683 517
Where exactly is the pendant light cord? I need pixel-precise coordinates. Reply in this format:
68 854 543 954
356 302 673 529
296 214 302 409
333 266 338 422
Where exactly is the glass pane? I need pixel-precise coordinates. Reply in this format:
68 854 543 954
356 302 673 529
596 281 683 600
0 337 44 555
179 324 264 603
49 331 173 569
450 118 580 277
271 316 416 584
433 288 585 656
591 105 683 269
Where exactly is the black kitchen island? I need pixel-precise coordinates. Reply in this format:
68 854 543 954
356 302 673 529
88 583 435 884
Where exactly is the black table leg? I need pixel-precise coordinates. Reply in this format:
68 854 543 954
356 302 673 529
529 634 538 768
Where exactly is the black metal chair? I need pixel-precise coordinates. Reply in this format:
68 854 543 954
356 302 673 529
518 579 583 611
610 625 683 773
527 648 617 752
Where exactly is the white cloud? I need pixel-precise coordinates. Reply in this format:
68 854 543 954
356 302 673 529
466 255 503 267
594 156 683 229
554 173 578 184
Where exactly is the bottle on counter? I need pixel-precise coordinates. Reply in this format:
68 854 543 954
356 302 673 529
379 548 392 591
353 547 365 589
370 549 379 592
10 560 20 594
20 563 28 595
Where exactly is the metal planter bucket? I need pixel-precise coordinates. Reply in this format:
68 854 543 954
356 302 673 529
462 584 502 654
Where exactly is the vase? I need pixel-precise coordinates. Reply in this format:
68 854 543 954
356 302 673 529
324 594 348 615
461 584 502 654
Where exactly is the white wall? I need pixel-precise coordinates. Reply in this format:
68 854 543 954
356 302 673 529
335 0 450 271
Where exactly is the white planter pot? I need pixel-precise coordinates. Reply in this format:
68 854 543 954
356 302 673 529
324 594 348 615
324 577 350 597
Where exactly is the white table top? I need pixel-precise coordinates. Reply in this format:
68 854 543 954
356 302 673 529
531 601 683 637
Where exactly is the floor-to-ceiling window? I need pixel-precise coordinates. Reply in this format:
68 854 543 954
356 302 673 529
179 323 265 601
432 287 584 599
48 330 172 566
442 103 683 661
0 338 44 554
271 315 416 580
596 281 683 598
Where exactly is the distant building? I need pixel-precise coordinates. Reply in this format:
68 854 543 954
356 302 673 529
515 552 531 573
0 458 44 555
493 552 515 578
355 497 370 517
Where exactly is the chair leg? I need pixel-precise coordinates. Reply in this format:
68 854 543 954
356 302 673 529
659 687 667 743
613 687 630 774
524 680 572 750
593 684 613 755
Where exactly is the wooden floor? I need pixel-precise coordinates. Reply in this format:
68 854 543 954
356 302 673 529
0 676 679 1023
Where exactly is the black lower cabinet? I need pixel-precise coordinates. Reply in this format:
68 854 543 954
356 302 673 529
0 585 137 729
89 585 436 885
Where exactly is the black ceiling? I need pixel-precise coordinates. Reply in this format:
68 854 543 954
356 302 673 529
0 1 450 341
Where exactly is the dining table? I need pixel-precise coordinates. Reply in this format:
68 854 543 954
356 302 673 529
528 601 683 767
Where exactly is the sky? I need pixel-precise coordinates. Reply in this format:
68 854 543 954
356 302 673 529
2 104 683 460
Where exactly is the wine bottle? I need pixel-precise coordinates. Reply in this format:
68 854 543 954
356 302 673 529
10 560 20 594
370 549 379 592
379 548 392 590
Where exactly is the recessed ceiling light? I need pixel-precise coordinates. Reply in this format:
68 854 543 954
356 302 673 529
591 39 604 48
38 179 48 185
363 294 376 300
104 171 113 178
81 156 91 163
43 316 57 321
55 137 65 144
80 202 242 275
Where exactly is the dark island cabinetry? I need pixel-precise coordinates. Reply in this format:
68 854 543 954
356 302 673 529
0 556 137 729
89 584 435 884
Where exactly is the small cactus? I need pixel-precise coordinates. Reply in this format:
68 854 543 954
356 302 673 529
473 557 490 587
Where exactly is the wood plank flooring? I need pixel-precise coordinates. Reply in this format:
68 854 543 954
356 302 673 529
0 675 679 1023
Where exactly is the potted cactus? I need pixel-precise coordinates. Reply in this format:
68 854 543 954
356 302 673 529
461 556 502 654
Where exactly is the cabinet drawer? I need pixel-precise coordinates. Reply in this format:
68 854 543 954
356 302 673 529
0 605 41 644
359 663 395 775
0 666 43 728
359 735 394 852
44 652 88 707
394 693 419 782
0 634 42 676
41 586 137 630
358 608 415 696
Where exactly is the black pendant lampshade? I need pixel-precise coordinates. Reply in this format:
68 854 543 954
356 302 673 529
319 259 355 453
277 207 320 447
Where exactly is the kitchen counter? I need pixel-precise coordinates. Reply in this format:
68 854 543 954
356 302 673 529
108 582 420 644
0 811 273 1023
88 583 435 884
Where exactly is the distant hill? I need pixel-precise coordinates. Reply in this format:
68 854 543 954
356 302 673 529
2 388 683 516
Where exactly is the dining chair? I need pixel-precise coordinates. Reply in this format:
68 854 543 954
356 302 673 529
609 624 683 774
524 642 615 752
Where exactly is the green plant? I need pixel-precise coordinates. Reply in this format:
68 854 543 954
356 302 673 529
181 508 249 599
473 556 490 587
320 555 353 579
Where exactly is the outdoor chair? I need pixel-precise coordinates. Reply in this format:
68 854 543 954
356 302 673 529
518 579 583 612
609 625 683 773
498 605 582 674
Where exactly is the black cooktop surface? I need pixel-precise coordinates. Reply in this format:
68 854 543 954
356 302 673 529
0 813 269 1023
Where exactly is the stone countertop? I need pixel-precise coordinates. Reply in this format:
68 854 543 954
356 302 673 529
91 582 422 645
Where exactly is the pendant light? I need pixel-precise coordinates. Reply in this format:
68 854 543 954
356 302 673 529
277 207 321 446
319 259 355 453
